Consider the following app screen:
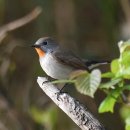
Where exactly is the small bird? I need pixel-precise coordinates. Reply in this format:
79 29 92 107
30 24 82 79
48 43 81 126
32 37 108 80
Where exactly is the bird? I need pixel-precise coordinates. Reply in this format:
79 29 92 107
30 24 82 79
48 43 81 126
32 37 108 80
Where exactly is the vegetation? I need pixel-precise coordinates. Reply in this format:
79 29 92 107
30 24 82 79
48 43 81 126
0 0 130 130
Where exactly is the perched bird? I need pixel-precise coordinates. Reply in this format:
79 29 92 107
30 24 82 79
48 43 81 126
32 37 108 80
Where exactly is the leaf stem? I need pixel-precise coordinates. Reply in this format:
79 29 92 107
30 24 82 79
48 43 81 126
51 79 76 84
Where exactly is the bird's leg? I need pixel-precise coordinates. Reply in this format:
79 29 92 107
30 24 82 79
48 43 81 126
42 76 53 85
59 83 70 93
57 83 71 101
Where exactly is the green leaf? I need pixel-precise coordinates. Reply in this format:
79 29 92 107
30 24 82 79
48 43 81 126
30 106 58 127
110 40 130 79
111 59 120 75
122 67 130 79
118 40 130 53
52 79 75 84
119 51 130 79
109 52 130 79
74 69 101 97
101 72 114 78
98 88 121 113
120 105 130 120
98 95 116 113
100 78 122 89
122 51 130 67
120 106 130 130
126 117 130 130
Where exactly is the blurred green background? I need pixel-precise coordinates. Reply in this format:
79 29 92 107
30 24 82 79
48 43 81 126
0 0 129 130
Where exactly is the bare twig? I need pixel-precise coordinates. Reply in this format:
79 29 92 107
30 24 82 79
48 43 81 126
0 6 42 43
37 77 105 130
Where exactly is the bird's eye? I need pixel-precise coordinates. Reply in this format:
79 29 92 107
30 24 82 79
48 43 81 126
43 41 47 45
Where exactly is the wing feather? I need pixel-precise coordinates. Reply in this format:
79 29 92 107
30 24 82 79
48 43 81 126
52 47 90 72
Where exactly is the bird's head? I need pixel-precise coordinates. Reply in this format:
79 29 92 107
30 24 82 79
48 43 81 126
32 37 58 57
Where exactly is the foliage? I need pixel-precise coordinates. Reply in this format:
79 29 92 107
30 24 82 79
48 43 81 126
0 0 127 130
84 40 130 130
70 69 101 97
30 106 58 130
54 39 130 130
99 40 130 114
120 106 130 130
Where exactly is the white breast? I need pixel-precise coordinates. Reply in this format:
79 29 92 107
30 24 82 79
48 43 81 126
39 53 74 79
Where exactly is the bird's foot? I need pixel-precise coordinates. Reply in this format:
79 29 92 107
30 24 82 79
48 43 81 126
42 80 49 85
42 76 53 85
57 87 69 101
57 91 62 101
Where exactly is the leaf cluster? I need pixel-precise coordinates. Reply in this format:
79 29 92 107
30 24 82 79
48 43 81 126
99 40 130 113
53 40 130 130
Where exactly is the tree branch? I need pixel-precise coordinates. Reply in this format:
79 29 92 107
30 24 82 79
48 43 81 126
0 6 42 43
37 77 105 130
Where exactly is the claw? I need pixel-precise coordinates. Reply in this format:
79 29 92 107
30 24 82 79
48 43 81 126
57 92 61 101
42 80 49 85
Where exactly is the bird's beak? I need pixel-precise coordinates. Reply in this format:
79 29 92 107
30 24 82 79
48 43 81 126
31 44 40 48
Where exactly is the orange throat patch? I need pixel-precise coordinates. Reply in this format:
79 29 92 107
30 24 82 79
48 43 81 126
35 48 45 57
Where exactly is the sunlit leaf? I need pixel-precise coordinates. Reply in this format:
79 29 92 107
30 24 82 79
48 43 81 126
100 78 121 89
101 72 114 78
30 106 58 127
118 40 130 53
122 51 130 67
74 69 101 97
120 104 130 120
98 88 121 113
120 106 130 130
111 59 119 74
110 40 130 79
126 117 130 130
122 67 130 79
110 51 130 79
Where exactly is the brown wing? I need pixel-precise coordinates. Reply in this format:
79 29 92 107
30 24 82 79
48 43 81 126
52 47 90 72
